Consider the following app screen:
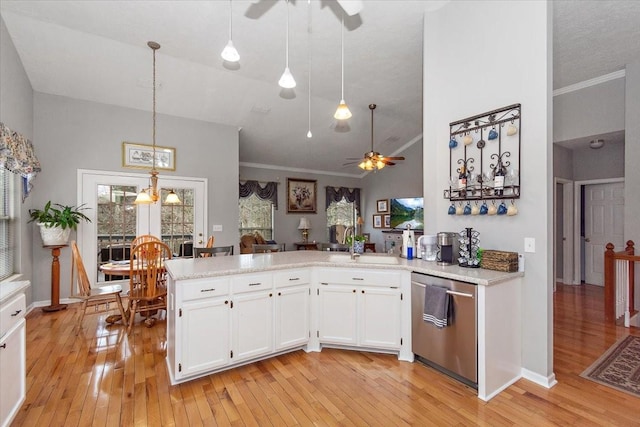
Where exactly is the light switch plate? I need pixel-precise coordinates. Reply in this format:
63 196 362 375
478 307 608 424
212 224 223 232
524 237 535 253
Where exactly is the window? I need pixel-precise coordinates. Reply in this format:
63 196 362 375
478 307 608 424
326 197 355 244
0 169 18 281
239 193 274 240
160 188 195 255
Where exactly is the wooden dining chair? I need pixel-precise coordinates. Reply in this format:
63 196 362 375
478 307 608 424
70 241 128 334
126 240 172 334
193 245 234 257
253 243 285 253
131 234 161 252
195 235 216 257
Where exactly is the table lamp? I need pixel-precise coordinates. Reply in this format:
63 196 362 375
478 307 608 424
298 217 311 242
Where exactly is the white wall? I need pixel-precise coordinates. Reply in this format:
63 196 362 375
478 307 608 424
554 78 625 143
238 166 361 248
0 16 35 305
423 1 553 380
625 60 640 308
31 93 239 303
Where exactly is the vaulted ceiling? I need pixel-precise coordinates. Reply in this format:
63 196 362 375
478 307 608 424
2 1 638 174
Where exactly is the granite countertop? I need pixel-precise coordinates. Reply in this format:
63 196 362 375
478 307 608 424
0 280 30 304
165 251 523 286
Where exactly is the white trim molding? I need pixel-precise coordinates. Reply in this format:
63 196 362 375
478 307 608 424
521 369 558 389
553 70 626 97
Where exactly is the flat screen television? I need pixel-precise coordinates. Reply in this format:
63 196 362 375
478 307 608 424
390 197 424 230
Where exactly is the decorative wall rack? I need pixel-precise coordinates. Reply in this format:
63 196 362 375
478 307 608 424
444 103 521 202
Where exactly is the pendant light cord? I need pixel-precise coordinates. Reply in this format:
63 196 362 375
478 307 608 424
228 0 233 40
285 0 290 67
308 0 312 136
340 13 344 99
152 45 157 171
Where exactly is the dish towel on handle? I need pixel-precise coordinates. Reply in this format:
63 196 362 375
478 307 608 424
423 285 450 328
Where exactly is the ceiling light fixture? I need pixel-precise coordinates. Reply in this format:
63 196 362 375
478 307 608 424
135 41 180 205
278 0 296 89
355 104 404 171
334 13 352 120
589 139 604 149
221 0 240 62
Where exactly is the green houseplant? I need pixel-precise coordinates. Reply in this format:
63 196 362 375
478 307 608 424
29 201 91 245
345 234 366 254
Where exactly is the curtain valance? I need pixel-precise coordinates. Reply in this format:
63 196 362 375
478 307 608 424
239 180 278 209
325 186 361 211
0 122 41 200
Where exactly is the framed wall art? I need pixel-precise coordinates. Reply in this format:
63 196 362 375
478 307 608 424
384 214 391 228
287 178 317 213
122 141 176 171
376 199 389 213
373 214 382 228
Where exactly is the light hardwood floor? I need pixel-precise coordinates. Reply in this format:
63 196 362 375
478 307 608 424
11 283 639 426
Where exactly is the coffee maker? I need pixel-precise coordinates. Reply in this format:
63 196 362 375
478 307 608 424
436 232 459 265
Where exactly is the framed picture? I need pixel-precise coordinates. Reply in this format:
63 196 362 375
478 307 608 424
376 199 389 213
373 214 382 228
122 141 176 171
362 233 370 242
287 178 317 213
384 214 391 228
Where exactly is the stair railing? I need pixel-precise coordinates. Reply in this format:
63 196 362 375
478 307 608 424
604 240 637 326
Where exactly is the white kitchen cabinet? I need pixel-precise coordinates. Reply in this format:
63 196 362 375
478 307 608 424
273 269 310 351
231 290 274 363
317 269 402 350
0 281 29 427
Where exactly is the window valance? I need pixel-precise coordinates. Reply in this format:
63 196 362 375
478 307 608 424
239 180 278 209
0 122 41 200
325 186 361 211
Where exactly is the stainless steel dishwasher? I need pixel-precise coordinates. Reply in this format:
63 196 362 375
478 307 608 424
411 272 477 388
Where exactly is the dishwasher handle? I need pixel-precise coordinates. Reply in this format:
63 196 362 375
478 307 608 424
411 281 475 299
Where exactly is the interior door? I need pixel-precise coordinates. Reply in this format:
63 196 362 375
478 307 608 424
584 182 624 286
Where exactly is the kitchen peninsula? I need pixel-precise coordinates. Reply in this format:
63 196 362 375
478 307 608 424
165 251 523 401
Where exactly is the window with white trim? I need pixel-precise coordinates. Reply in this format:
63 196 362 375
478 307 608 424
0 169 18 281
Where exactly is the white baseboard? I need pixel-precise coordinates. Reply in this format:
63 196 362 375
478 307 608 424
30 298 79 308
521 368 558 389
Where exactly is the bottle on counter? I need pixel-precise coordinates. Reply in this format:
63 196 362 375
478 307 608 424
407 234 414 260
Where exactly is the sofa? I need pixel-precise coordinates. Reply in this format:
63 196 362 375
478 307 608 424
239 232 268 254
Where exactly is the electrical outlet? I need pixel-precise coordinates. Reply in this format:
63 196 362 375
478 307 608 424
212 225 223 232
524 237 535 253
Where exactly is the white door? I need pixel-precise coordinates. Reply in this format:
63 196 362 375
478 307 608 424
231 291 274 363
584 182 624 286
318 285 357 345
359 287 401 349
275 285 310 350
78 169 207 284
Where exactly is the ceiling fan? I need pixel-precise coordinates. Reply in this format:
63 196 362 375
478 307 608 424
344 104 405 171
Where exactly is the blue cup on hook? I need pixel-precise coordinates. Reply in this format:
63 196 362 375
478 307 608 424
497 201 508 215
479 201 488 215
448 203 456 215
488 128 498 140
449 138 458 149
463 203 472 215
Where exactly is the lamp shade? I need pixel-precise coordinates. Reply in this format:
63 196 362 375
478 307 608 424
221 40 240 62
334 99 352 120
134 189 153 204
278 67 296 88
298 217 311 229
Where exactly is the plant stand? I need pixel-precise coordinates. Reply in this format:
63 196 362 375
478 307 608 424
42 245 68 312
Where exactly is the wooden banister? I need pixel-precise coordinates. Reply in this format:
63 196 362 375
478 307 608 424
604 240 637 323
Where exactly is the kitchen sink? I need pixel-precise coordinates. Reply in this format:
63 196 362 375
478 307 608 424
328 254 399 265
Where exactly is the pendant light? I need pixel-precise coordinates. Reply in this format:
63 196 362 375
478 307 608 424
135 41 180 205
334 13 352 120
221 0 240 62
278 0 296 88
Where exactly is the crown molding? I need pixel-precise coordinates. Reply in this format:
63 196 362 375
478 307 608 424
553 70 626 97
239 162 363 178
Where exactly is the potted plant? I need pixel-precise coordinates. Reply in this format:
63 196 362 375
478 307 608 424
345 234 366 254
29 201 91 246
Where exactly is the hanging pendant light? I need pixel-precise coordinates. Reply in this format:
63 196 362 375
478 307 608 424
334 13 351 120
278 0 296 88
221 0 240 62
135 41 180 205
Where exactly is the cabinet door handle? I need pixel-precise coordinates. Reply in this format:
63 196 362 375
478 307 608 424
200 288 215 293
352 277 364 281
269 293 273 297
288 277 300 281
278 292 282 296
0 343 6 349
249 282 262 286
361 290 365 294
11 309 22 316
352 289 356 293
225 300 229 305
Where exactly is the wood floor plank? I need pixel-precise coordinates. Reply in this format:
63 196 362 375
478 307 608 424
13 284 640 426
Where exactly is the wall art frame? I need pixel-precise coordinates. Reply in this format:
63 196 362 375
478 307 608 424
122 141 176 171
287 178 317 213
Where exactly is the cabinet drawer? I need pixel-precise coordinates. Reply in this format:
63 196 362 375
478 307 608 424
319 269 402 287
274 269 311 288
0 293 26 338
181 278 230 301
232 273 273 294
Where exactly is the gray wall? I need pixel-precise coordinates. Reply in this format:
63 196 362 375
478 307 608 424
361 140 423 252
553 145 573 180
0 16 35 305
554 78 625 143
31 93 238 303
572 142 624 181
625 60 640 308
238 166 362 248
423 1 553 380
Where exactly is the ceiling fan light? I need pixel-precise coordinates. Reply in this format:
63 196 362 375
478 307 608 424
376 160 385 169
164 190 181 204
358 160 366 170
221 40 240 62
334 99 352 120
279 67 296 88
134 189 153 205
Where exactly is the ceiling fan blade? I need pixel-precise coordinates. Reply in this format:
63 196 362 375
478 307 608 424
383 156 405 161
381 159 396 166
336 0 364 16
342 161 360 166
